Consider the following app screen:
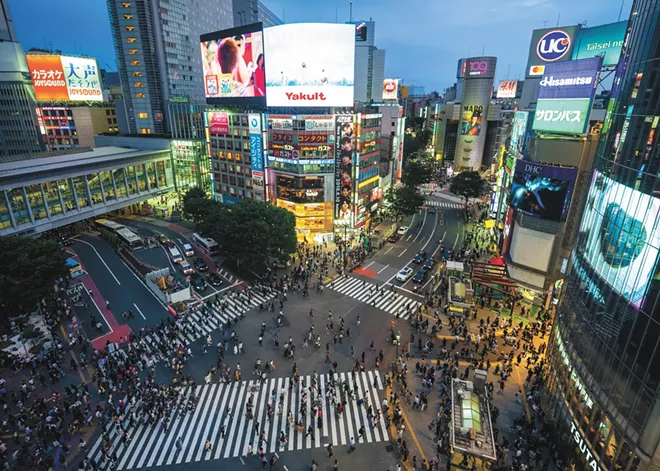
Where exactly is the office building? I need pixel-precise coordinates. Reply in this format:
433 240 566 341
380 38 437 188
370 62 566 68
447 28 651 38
376 105 405 188
350 20 385 103
232 0 283 27
0 0 44 159
107 0 232 134
544 3 660 471
35 105 119 150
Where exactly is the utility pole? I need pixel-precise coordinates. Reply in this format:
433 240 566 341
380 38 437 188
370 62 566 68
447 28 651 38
349 0 353 23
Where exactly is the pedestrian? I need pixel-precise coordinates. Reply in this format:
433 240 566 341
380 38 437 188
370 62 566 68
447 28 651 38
221 424 227 439
333 459 339 471
327 443 334 457
204 439 212 453
348 437 355 452
175 436 183 454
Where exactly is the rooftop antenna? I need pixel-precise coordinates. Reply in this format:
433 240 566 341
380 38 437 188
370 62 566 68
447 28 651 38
617 0 626 21
556 13 560 27
543 20 548 28
349 0 353 23
506 62 511 79
336 6 338 23
481 44 485 57
282 8 285 23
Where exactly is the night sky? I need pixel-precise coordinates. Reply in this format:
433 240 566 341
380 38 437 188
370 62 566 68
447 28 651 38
9 0 632 93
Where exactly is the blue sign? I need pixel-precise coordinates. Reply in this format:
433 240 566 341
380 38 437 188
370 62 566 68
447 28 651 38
572 21 627 67
537 30 572 62
248 113 264 174
538 57 602 100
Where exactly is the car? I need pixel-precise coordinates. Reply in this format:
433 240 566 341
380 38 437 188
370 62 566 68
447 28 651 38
157 234 170 245
182 243 194 257
396 267 414 282
445 247 453 259
166 241 176 249
388 233 401 243
427 207 436 214
179 260 194 275
194 257 208 271
412 268 428 284
59 239 73 247
423 257 436 270
191 274 206 291
207 273 223 287
397 226 409 236
413 250 427 264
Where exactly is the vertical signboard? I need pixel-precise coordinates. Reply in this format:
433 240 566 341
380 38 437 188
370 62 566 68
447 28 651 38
335 115 354 227
249 113 265 192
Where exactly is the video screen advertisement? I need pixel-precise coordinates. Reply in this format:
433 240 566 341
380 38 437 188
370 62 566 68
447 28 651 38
510 111 529 155
509 160 578 222
532 57 602 135
525 26 579 78
576 171 660 307
334 115 355 226
200 22 266 106
26 55 103 102
264 23 355 107
382 79 398 100
572 21 627 67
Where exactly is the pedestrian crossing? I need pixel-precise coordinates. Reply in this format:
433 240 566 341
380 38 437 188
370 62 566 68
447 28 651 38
328 276 422 320
87 371 388 468
111 288 278 364
424 200 463 209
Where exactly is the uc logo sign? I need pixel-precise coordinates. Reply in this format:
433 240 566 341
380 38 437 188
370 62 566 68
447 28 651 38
537 30 571 62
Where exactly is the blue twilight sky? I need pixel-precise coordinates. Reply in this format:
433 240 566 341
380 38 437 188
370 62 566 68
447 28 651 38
9 0 632 93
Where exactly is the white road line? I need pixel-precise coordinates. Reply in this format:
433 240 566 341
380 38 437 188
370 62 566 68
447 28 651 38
384 246 394 254
377 264 389 274
133 303 146 320
117 257 170 311
364 261 376 269
79 283 113 333
398 248 408 258
452 232 460 251
411 210 427 243
72 237 121 285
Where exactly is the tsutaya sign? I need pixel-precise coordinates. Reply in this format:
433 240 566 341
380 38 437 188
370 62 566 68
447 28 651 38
555 328 594 409
570 421 602 471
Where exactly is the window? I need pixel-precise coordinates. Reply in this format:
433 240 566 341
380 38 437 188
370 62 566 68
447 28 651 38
130 60 140 66
121 1 131 6
138 113 148 118
127 37 136 43
140 128 151 134
128 49 139 55
123 14 133 19
125 26 135 32
132 71 142 77
107 118 113 125
134 82 143 87
135 92 145 98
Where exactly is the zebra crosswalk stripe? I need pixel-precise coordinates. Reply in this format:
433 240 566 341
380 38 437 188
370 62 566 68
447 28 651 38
424 200 462 208
328 276 422 320
88 371 388 469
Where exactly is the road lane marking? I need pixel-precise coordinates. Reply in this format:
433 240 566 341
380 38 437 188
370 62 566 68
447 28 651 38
133 303 146 320
384 246 394 254
377 264 389 274
398 248 408 258
364 261 376 269
72 237 121 285
411 210 427 243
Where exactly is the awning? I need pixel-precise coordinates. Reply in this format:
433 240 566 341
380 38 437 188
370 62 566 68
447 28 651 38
507 264 546 290
489 257 505 266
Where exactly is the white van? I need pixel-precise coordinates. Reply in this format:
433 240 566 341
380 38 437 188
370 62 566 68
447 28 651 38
168 246 183 263
183 243 194 257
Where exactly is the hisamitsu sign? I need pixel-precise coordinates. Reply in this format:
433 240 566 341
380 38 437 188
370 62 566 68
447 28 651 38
539 57 602 100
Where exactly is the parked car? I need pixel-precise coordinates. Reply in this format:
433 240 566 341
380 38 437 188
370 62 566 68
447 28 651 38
183 243 194 257
413 251 427 264
396 267 414 282
412 268 428 284
194 257 208 271
179 260 194 275
191 274 206 291
423 257 436 270
207 273 223 287
397 226 409 236
388 233 401 243
157 234 170 245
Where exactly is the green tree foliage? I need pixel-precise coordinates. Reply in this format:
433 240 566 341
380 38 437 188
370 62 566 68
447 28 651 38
198 200 297 274
402 160 434 188
182 186 208 206
449 171 490 211
183 197 218 224
0 237 67 318
385 185 425 221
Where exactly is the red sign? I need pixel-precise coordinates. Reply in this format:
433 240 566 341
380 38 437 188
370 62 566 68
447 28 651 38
271 132 293 143
299 134 328 143
208 112 229 135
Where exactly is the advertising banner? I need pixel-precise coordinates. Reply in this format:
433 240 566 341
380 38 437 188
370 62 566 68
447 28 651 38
577 170 660 307
532 98 592 135
264 24 355 107
465 57 496 79
525 26 578 77
208 111 229 135
538 57 602 100
510 160 578 221
26 55 103 102
269 116 293 130
382 79 398 100
496 80 518 98
572 21 627 67
510 111 529 155
200 23 265 105
354 22 368 42
456 58 467 79
334 115 355 224
460 104 484 136
304 116 334 131
248 113 264 176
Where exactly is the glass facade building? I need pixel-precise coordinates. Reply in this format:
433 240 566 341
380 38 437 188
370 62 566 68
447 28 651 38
545 2 660 471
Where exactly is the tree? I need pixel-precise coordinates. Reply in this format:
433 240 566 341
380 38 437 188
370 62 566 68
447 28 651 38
449 171 490 212
183 197 218 224
182 186 207 206
199 200 296 275
402 160 434 188
385 185 425 221
0 237 67 320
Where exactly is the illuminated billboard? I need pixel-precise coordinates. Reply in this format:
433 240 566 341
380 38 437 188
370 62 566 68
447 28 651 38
577 171 660 307
460 105 484 136
334 115 355 225
208 111 229 135
456 58 467 79
26 55 103 102
264 23 355 107
465 57 496 79
200 23 266 105
510 160 577 221
510 111 529 155
533 98 592 134
354 22 368 42
525 26 578 77
572 21 627 67
496 80 518 98
382 79 398 100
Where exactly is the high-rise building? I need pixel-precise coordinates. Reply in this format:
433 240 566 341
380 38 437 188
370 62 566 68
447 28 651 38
349 21 385 103
0 0 44 159
107 0 233 135
232 0 282 27
544 2 660 471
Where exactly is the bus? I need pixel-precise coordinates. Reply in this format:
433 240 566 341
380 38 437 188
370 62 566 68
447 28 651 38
95 218 126 234
116 228 144 250
192 233 219 256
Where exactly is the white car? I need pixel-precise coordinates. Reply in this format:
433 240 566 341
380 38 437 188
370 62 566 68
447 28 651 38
182 243 194 257
396 267 414 282
179 260 194 275
397 226 409 236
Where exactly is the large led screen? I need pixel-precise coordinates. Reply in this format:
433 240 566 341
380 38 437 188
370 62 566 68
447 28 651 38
510 160 577 221
26 55 103 102
572 21 627 67
200 23 266 105
264 23 355 107
578 171 660 306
